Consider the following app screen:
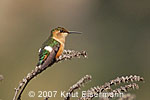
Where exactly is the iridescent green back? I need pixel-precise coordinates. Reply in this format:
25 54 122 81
37 37 60 66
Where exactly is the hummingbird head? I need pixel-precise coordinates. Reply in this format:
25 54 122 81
51 27 69 38
51 27 81 43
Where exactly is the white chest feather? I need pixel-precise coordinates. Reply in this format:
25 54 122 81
44 46 53 52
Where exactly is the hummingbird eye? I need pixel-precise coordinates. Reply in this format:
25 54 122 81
60 30 63 33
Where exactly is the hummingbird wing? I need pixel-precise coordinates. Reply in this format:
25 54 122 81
37 38 60 67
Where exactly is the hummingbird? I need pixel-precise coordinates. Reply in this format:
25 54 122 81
37 27 81 68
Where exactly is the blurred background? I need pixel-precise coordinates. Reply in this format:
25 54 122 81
0 0 149 100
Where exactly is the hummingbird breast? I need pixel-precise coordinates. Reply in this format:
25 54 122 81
56 43 64 58
52 37 65 58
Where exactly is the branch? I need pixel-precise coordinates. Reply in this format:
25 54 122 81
45 75 91 100
79 75 144 100
12 49 87 100
45 75 144 100
99 83 138 100
107 83 139 98
56 50 87 62
64 75 92 100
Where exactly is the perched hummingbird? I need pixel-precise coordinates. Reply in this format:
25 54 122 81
37 27 81 68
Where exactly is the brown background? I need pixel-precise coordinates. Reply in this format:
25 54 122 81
0 0 149 100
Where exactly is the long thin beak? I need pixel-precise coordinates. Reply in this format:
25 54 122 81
68 31 82 34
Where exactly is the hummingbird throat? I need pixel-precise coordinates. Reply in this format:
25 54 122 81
52 36 65 44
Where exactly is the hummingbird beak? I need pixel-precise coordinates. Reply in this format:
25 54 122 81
68 31 82 34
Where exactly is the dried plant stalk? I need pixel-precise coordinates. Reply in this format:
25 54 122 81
56 50 87 62
99 84 137 100
44 75 91 100
65 75 92 100
107 83 139 98
79 75 144 100
12 50 87 100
